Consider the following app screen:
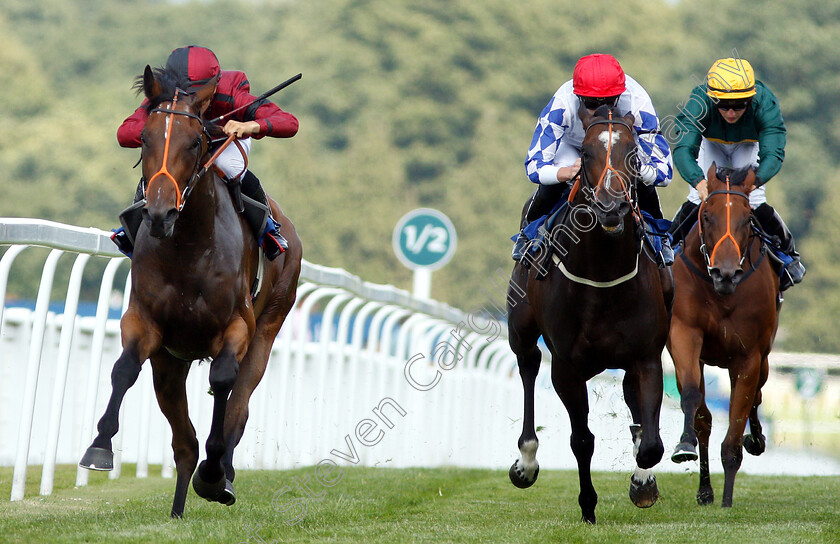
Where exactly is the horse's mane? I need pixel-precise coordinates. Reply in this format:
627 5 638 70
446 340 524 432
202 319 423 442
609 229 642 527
131 66 191 111
715 166 752 186
592 104 621 120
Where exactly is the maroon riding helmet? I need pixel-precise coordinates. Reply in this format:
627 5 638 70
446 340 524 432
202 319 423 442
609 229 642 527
165 45 220 91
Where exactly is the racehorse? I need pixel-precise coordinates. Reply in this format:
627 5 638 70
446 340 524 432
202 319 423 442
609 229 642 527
668 164 779 507
507 105 673 524
79 65 301 518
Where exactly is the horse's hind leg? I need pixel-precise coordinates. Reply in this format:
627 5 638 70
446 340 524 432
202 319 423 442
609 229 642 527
507 266 542 489
149 352 198 518
622 358 665 508
193 318 250 505
743 356 769 456
80 310 160 471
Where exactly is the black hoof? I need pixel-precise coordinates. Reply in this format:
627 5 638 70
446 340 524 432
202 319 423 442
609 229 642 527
743 433 766 456
671 442 698 463
629 474 659 508
79 446 114 471
697 488 714 506
581 513 596 524
192 471 226 502
509 461 539 489
218 479 236 506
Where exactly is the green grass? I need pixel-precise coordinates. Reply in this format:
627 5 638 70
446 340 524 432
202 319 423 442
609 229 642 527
0 464 838 543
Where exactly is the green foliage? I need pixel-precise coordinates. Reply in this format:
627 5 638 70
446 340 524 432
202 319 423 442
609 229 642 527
1 0 838 351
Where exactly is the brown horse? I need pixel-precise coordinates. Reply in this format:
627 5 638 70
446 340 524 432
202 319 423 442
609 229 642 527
507 105 673 524
79 66 301 518
668 164 779 507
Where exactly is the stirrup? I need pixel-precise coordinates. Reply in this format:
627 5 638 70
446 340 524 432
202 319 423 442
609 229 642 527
111 228 133 259
512 233 530 264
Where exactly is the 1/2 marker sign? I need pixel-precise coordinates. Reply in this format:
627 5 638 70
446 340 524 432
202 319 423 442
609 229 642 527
393 209 457 271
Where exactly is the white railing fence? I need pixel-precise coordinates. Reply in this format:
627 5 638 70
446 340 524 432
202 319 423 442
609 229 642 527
2 218 839 504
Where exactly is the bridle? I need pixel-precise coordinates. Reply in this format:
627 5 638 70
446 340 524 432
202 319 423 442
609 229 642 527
574 112 642 224
145 90 245 212
697 177 751 274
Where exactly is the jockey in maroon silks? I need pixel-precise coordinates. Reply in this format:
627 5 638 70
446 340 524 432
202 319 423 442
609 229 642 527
113 45 298 260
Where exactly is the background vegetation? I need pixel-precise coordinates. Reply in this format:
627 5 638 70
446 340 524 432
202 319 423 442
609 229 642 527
1 0 838 352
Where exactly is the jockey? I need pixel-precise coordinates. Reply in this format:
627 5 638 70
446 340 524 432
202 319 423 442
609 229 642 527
669 57 805 290
515 53 674 266
112 45 298 260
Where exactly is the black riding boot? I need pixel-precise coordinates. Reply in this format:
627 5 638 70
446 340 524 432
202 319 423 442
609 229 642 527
754 203 805 290
637 183 673 266
668 200 700 248
512 183 568 262
111 179 146 258
240 170 288 260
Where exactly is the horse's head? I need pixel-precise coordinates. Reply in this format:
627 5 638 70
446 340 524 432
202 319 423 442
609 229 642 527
699 162 756 294
140 65 217 239
578 105 637 235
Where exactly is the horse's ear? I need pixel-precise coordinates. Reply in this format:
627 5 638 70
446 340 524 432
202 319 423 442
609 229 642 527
743 168 757 193
622 112 635 127
706 161 718 184
142 65 161 100
193 74 219 117
578 101 594 128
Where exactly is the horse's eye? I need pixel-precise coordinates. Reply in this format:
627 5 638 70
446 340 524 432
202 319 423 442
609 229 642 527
191 137 202 150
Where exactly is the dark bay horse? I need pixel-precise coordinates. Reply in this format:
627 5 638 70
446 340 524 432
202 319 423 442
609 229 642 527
507 106 673 524
79 66 301 518
668 164 779 507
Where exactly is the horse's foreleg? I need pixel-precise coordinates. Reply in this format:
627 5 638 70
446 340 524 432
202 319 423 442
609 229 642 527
507 272 542 490
193 317 250 505
149 352 198 519
553 374 597 524
667 323 704 463
695 374 714 505
80 310 160 471
622 359 664 509
222 324 280 483
721 357 761 508
743 356 769 456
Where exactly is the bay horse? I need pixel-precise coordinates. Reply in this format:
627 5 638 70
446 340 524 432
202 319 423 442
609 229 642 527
507 105 673 524
668 164 779 507
79 66 301 518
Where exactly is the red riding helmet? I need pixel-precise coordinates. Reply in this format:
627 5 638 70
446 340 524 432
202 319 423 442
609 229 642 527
573 54 626 98
165 45 220 90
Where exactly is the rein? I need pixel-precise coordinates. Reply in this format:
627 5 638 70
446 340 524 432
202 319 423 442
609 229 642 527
555 112 645 288
146 91 246 212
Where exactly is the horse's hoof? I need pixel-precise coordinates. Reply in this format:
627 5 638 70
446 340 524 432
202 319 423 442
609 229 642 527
79 447 114 471
743 433 766 456
697 488 714 506
192 470 226 502
581 513 596 524
671 442 698 463
218 479 236 506
629 473 659 508
509 461 539 489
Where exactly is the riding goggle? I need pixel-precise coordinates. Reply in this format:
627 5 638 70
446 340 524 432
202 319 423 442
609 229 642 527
716 100 750 112
579 95 620 111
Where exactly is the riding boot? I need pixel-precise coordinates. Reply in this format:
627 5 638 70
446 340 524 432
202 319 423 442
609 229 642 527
754 203 806 290
240 170 288 260
512 183 568 264
638 184 673 266
111 178 146 258
668 200 700 248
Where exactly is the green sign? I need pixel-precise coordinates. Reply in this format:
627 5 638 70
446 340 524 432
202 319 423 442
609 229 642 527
795 368 824 399
392 208 457 270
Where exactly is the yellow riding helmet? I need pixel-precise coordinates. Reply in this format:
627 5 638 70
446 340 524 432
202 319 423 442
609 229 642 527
705 58 757 100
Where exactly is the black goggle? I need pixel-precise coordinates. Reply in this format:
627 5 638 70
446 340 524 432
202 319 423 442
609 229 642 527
579 96 620 110
717 100 749 112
